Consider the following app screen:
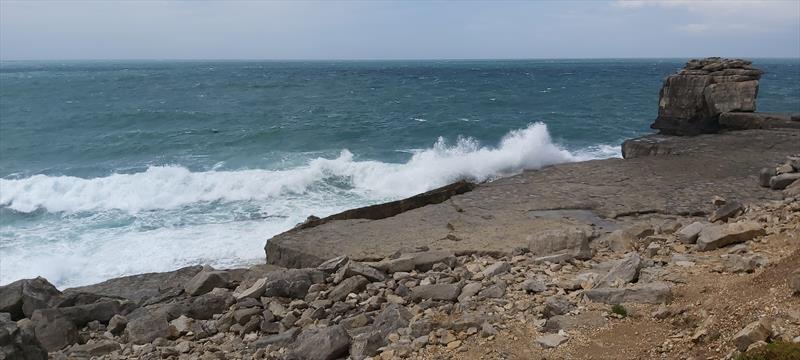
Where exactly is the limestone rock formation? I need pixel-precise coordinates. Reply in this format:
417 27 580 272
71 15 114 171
652 57 763 135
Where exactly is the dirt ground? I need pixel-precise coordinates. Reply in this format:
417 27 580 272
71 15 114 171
415 217 800 360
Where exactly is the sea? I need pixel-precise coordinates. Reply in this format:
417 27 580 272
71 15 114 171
1 59 798 288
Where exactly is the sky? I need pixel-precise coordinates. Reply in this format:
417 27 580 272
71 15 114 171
1 0 799 60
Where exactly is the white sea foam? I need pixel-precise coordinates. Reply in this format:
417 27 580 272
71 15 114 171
1 123 611 214
0 123 621 287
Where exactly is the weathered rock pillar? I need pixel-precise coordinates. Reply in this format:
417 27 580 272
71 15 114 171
651 57 762 135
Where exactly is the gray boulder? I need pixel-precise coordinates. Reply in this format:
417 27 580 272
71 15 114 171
410 283 461 302
770 173 800 190
481 262 511 278
350 331 383 360
336 261 387 282
536 334 568 349
759 167 777 187
125 308 170 344
521 279 547 293
0 277 61 321
544 311 607 333
327 275 369 302
288 325 351 360
721 254 768 273
373 304 412 337
709 201 742 222
732 319 772 352
252 327 300 348
58 300 124 327
184 270 230 296
187 288 234 320
0 313 48 360
696 222 765 251
262 269 325 299
596 252 642 288
542 296 575 318
677 221 709 244
30 309 80 351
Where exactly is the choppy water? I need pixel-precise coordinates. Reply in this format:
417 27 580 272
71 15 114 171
1 59 798 288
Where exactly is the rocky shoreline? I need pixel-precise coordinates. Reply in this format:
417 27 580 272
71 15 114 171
2 58 800 360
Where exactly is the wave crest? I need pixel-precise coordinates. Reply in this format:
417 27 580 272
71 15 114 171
0 123 616 214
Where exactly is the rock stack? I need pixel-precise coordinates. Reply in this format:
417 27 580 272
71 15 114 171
652 57 763 135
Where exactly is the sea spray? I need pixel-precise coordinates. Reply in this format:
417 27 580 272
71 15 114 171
1 123 594 214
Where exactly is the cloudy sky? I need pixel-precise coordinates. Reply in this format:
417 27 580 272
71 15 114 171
1 0 798 60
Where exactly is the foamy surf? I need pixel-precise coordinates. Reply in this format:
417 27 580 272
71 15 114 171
0 123 620 287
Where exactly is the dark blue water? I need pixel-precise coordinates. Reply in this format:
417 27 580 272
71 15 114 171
1 59 798 287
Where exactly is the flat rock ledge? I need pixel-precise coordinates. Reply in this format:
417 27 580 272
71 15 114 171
267 128 799 268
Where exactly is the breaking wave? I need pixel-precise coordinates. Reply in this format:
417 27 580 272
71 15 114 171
1 123 618 214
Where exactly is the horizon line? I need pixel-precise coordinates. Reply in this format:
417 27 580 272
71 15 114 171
2 56 800 62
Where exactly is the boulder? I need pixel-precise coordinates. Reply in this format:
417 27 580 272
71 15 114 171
288 325 351 360
336 261 387 282
125 308 170 344
585 282 672 304
107 314 127 335
234 277 267 300
527 226 591 260
262 269 325 299
410 284 462 302
536 334 568 349
481 261 511 278
732 319 772 352
184 270 230 296
327 275 369 302
187 288 234 320
373 304 412 337
676 221 709 244
770 173 800 190
542 296 575 318
402 250 457 272
478 282 506 299
0 277 61 321
709 201 742 222
721 254 768 273
317 256 349 273
30 309 80 351
253 327 300 347
543 312 607 333
58 300 124 327
521 279 548 293
458 282 482 301
696 222 765 251
595 252 641 288
759 167 778 187
350 331 383 360
0 313 48 360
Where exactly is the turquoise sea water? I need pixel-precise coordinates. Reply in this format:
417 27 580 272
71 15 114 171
1 59 798 287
